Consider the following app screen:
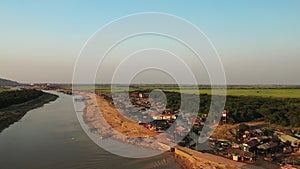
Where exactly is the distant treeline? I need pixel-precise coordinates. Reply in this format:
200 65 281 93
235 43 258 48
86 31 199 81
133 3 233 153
224 95 299 127
0 89 43 109
160 92 300 127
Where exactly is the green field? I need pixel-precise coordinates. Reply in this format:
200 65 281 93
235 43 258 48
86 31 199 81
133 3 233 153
121 86 300 98
165 89 300 98
65 84 300 98
0 88 11 93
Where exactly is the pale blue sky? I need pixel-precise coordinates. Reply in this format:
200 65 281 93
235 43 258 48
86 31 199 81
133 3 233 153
0 1 299 84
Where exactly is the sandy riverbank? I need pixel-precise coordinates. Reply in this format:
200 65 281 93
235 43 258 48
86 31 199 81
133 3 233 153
78 91 175 151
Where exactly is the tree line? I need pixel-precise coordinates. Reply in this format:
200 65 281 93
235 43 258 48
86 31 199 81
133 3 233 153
0 89 43 109
161 92 300 127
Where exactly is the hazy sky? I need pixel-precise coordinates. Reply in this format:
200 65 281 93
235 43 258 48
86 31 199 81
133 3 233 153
0 1 299 84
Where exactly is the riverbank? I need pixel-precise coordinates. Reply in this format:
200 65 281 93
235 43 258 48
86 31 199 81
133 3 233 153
0 92 58 132
79 91 171 151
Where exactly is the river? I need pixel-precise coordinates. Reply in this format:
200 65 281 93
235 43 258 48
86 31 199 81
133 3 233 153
0 91 180 169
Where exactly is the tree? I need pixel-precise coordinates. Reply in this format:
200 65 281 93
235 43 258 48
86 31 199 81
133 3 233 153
239 123 249 132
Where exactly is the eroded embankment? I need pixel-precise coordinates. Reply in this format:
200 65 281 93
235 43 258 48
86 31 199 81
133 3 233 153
0 92 58 132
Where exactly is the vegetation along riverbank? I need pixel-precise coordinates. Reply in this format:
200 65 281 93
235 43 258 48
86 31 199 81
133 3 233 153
0 89 58 132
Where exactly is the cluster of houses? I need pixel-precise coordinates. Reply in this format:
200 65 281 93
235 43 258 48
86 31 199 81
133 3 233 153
100 91 300 168
101 92 176 132
101 91 202 135
203 128 300 168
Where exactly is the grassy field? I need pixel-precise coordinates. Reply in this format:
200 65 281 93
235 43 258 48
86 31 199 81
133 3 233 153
65 84 300 98
122 86 300 98
165 89 300 98
0 88 11 93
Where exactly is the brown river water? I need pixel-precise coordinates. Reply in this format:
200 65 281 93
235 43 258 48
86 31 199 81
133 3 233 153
0 91 180 169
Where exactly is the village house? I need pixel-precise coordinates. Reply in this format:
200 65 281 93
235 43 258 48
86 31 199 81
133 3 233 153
278 134 299 147
152 114 176 120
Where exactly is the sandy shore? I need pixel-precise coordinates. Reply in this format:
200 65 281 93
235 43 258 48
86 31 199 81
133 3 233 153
78 91 173 151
